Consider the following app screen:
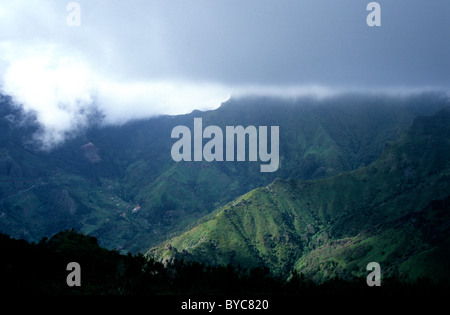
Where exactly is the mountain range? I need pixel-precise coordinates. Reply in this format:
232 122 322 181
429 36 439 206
0 91 449 284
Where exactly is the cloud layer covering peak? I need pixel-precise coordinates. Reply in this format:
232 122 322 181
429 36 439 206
0 0 449 149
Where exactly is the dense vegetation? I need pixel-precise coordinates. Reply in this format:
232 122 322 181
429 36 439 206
1 229 448 296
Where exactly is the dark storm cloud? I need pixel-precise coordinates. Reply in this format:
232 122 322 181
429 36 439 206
171 0 450 88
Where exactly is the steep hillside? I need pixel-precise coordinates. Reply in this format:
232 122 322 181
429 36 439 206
149 107 450 282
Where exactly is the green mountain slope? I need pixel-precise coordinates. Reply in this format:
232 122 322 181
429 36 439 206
149 107 450 282
0 92 449 253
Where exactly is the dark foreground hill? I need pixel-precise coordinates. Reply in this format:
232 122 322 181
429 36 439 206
1 229 448 297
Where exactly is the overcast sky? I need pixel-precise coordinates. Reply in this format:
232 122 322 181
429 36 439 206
0 0 449 149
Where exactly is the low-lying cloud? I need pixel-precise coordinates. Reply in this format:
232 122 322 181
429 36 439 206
0 43 341 151
0 43 233 149
0 42 446 151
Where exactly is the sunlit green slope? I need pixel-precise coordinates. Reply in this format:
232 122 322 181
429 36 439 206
149 107 450 282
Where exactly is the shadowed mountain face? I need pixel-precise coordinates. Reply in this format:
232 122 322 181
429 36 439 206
149 106 450 282
0 92 449 262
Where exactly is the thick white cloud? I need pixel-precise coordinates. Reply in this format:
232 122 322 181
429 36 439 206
0 42 232 149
